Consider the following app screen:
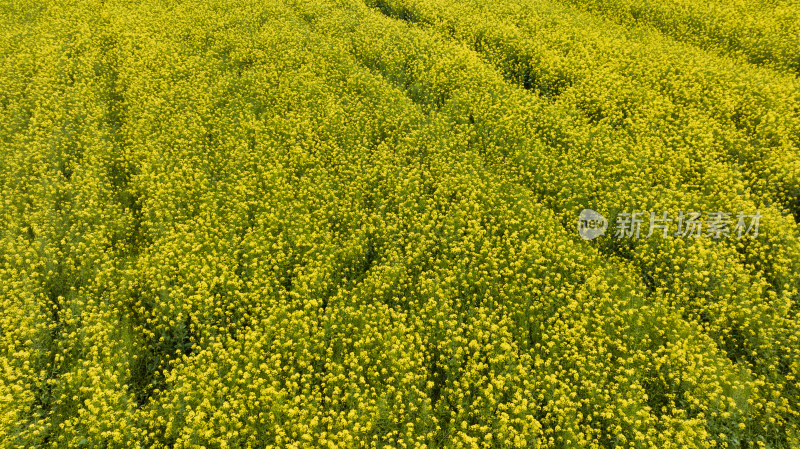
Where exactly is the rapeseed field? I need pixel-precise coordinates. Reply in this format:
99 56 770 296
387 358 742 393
1 0 799 447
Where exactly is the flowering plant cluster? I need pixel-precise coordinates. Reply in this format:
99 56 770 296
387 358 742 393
1 0 799 448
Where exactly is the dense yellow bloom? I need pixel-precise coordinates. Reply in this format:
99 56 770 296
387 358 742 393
1 0 799 447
